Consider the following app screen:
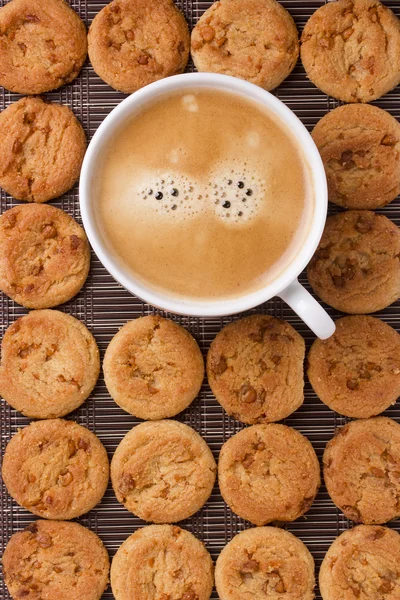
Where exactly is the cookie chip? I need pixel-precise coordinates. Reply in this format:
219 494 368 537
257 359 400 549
0 310 100 419
207 315 305 425
319 525 400 600
111 420 216 523
191 0 299 91
307 211 400 314
3 520 109 600
312 104 400 210
300 0 400 103
2 419 109 520
324 418 400 525
0 97 86 203
111 525 214 600
0 0 87 95
0 204 90 309
88 0 189 94
218 424 320 526
215 527 315 600
103 315 204 420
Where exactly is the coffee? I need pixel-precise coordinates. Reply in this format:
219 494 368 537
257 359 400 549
96 88 314 301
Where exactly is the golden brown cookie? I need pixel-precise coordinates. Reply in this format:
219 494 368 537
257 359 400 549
0 0 87 95
88 0 189 94
191 0 299 91
111 420 216 523
207 315 305 425
308 316 400 418
300 0 400 103
0 97 86 203
103 315 204 420
319 525 400 600
111 525 214 600
323 417 400 524
215 527 315 600
312 104 400 210
218 424 320 526
2 419 109 520
0 204 90 309
307 211 400 314
3 520 109 600
0 310 100 419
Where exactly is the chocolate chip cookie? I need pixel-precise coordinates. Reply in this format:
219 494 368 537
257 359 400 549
301 0 400 103
191 0 299 91
3 520 109 600
2 419 109 520
111 420 216 523
0 310 100 419
207 315 305 424
215 527 315 600
0 0 87 94
111 525 214 600
324 417 400 525
0 97 86 203
307 211 400 314
312 104 400 210
88 0 189 94
218 424 320 526
319 525 400 600
104 315 204 420
0 204 90 309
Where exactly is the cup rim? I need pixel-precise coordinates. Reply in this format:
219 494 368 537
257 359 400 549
79 72 327 317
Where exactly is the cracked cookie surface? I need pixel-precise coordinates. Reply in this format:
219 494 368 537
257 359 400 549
111 420 216 523
312 104 400 210
2 419 109 520
0 310 100 419
88 0 189 93
0 97 86 203
319 525 400 600
207 315 305 425
215 527 315 600
324 417 400 525
104 315 204 420
0 0 87 94
111 525 213 600
300 0 400 103
191 0 299 90
218 424 320 526
307 211 400 314
0 204 90 309
3 520 109 600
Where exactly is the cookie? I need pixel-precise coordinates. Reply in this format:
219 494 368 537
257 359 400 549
218 424 320 526
0 0 87 95
111 420 216 523
2 419 109 520
319 525 400 600
300 0 400 103
307 211 400 314
0 97 86 203
191 0 299 91
103 315 204 420
324 417 400 525
3 520 109 600
111 525 214 600
312 104 400 210
215 527 315 600
88 0 189 94
0 204 90 309
0 310 100 419
207 315 305 425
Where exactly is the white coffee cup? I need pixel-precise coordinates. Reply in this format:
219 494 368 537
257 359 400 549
80 73 335 339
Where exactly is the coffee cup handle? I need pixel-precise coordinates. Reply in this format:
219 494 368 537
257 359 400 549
278 279 336 340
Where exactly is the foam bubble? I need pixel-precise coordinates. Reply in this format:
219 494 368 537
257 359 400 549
138 172 203 220
247 131 260 148
182 95 199 113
